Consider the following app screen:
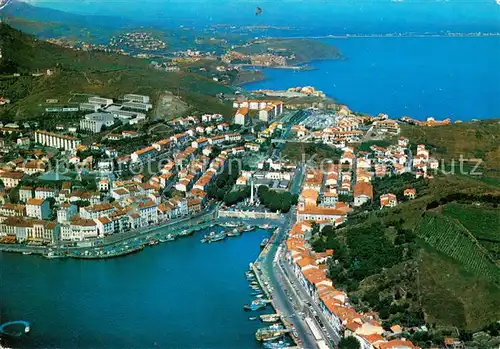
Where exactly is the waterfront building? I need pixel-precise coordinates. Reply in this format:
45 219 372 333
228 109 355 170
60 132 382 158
80 203 116 220
80 112 115 133
29 220 59 244
26 198 51 220
35 130 81 151
138 200 158 226
66 216 99 241
94 216 114 236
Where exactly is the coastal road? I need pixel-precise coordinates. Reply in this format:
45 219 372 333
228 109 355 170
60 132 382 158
258 216 318 349
279 254 341 345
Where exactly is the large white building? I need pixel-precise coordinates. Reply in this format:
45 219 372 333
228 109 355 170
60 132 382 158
124 94 150 103
35 130 81 151
80 113 115 133
122 101 153 111
88 96 114 107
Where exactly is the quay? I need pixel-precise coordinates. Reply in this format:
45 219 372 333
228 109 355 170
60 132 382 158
250 227 303 348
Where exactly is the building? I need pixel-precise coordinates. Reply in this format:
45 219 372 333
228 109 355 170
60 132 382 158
234 107 249 125
57 203 78 223
380 193 398 208
34 187 55 200
35 130 81 151
124 94 150 103
0 171 24 188
79 103 101 112
80 113 115 133
131 146 158 163
353 182 373 207
19 186 33 202
0 203 25 216
122 101 153 111
404 188 416 200
88 96 113 107
26 198 51 220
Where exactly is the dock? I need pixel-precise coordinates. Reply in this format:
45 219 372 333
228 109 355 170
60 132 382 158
250 228 301 347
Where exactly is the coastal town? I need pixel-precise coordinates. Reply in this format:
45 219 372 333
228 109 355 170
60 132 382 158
0 83 456 348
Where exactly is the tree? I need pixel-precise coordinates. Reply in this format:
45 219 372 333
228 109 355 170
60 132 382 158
338 336 361 349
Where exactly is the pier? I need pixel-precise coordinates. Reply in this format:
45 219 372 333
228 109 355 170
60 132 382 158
0 320 30 337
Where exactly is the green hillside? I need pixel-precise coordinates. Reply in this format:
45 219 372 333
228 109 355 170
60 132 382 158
0 23 233 120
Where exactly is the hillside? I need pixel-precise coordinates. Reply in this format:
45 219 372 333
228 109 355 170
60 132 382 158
401 120 500 184
0 24 233 120
236 38 343 64
312 173 500 339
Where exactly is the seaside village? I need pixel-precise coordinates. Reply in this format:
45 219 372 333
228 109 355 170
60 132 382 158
0 90 447 348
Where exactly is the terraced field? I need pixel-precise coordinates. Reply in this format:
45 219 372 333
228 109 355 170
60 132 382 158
416 213 500 284
443 203 500 241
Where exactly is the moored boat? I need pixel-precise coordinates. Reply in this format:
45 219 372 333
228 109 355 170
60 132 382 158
260 313 281 323
255 324 287 342
260 238 270 248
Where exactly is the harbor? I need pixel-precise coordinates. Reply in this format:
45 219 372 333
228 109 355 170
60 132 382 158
0 225 274 348
243 227 301 349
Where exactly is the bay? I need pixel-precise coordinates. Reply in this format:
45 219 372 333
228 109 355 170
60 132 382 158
244 36 500 120
0 227 270 348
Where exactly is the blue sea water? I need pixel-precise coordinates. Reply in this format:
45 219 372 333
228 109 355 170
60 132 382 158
0 227 270 348
244 36 500 120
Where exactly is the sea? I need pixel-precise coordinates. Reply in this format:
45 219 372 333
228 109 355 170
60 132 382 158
14 0 500 120
0 1 499 347
0 227 271 348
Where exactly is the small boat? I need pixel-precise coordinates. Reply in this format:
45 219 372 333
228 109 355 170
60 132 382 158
203 231 226 243
251 281 259 286
165 234 176 241
178 229 194 236
22 252 32 255
25 325 30 333
243 225 254 232
260 313 281 323
248 316 258 321
260 238 269 248
255 324 286 342
226 228 241 237
263 339 289 349
45 251 67 259
255 294 264 298
259 223 272 229
148 239 159 246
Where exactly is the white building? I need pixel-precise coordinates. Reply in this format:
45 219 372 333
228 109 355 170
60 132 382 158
80 113 115 133
26 198 51 220
124 94 150 103
88 96 114 107
34 188 55 200
35 130 81 151
57 203 78 223
122 101 153 111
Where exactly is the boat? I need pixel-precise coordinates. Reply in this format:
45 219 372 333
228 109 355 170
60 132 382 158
165 234 176 241
244 299 268 311
260 238 270 248
22 252 32 255
248 316 258 321
255 324 287 342
202 231 226 243
260 313 281 323
263 339 289 349
251 281 259 286
226 228 241 237
255 294 264 298
148 239 159 246
178 229 194 236
25 325 30 333
259 223 272 229
243 225 254 232
44 251 67 259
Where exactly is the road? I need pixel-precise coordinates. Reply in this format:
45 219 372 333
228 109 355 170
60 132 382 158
256 209 319 349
